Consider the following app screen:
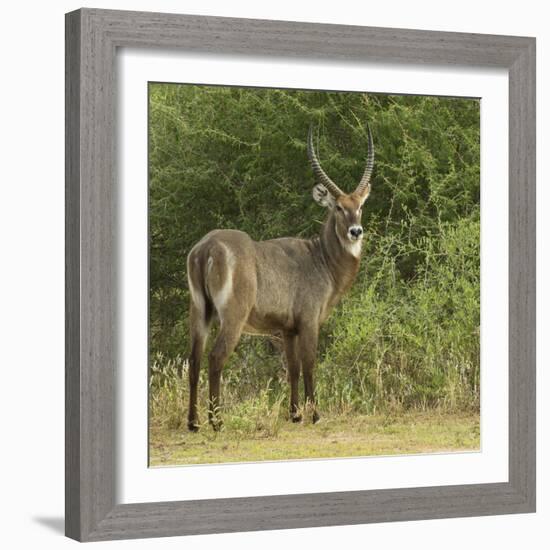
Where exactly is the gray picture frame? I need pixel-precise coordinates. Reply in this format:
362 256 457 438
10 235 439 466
65 8 536 542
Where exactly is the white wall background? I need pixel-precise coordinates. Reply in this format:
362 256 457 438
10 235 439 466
0 0 546 548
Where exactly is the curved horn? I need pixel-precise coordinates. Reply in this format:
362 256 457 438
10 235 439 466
355 123 375 199
307 125 343 198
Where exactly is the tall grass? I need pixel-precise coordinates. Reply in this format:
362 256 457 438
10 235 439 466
150 356 286 437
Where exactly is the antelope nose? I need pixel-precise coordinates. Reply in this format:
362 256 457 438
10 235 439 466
350 226 363 238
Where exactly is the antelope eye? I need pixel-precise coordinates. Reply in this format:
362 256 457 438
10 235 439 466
336 205 344 213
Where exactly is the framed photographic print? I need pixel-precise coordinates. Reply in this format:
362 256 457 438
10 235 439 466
65 8 536 542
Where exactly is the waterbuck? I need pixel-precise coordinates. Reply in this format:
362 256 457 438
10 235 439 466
186 125 374 431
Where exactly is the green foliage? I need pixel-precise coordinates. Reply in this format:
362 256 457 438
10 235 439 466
149 83 480 416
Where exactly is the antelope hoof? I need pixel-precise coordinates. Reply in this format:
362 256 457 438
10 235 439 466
312 411 320 424
209 418 223 432
291 413 302 423
187 421 200 433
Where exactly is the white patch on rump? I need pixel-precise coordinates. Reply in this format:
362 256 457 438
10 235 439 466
211 243 236 312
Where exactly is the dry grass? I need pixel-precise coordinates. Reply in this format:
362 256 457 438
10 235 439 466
149 410 479 467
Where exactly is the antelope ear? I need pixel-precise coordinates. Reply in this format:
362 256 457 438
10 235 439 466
312 184 335 208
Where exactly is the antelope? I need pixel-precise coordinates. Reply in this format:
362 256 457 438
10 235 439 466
186 124 374 431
